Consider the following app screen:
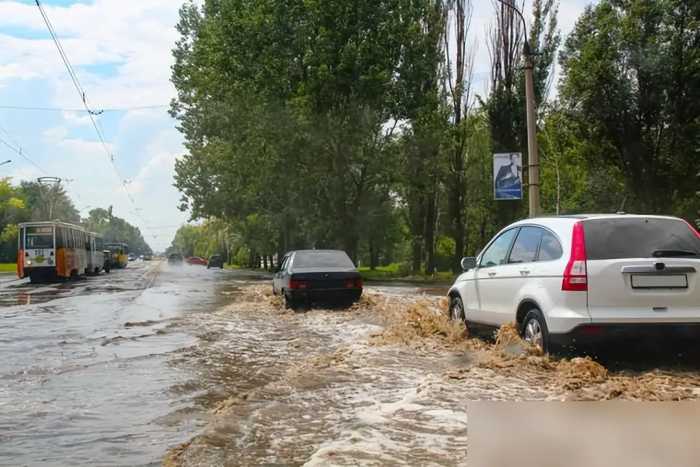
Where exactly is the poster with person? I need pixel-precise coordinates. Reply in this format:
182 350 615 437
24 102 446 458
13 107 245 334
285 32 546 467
493 152 523 200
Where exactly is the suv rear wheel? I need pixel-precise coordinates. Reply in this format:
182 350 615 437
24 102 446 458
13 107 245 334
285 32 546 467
521 309 550 353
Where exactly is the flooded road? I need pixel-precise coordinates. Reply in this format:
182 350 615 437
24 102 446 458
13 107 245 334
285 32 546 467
1 265 699 466
0 262 252 466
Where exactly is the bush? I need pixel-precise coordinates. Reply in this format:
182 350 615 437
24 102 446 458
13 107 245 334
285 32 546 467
233 246 250 267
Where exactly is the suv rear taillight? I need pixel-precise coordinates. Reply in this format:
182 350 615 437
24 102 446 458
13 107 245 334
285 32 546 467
562 221 588 291
682 219 700 240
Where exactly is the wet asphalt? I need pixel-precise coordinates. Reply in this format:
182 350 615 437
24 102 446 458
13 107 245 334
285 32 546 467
0 262 258 466
0 262 448 466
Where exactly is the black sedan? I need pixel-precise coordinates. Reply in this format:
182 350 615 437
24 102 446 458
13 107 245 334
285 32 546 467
168 253 184 265
207 254 225 269
272 250 363 309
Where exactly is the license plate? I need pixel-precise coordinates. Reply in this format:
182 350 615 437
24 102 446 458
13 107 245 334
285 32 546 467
631 274 688 289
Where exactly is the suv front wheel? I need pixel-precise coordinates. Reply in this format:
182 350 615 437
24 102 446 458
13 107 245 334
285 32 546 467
449 295 465 322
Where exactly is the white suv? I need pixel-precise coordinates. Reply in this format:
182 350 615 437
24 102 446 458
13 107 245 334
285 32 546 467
447 214 700 352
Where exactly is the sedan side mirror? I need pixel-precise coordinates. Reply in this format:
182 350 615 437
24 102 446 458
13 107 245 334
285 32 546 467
460 257 477 272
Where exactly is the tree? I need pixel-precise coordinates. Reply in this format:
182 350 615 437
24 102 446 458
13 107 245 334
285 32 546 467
559 0 700 219
443 0 474 271
170 0 444 266
0 179 28 262
83 208 152 255
18 181 80 223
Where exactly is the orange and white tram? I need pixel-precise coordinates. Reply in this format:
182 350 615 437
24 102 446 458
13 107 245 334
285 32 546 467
17 221 107 283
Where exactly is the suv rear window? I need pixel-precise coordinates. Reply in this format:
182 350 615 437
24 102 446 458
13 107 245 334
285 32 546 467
583 218 700 260
293 251 355 269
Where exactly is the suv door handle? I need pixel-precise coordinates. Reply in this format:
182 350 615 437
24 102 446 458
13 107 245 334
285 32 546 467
488 272 497 277
519 269 531 276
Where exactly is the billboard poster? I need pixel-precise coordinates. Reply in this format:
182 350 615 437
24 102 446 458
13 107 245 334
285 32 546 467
493 152 523 200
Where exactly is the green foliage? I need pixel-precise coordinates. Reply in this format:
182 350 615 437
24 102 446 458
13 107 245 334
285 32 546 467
168 0 699 276
170 0 445 265
18 181 80 223
559 0 700 219
82 207 152 255
0 179 29 262
0 179 150 261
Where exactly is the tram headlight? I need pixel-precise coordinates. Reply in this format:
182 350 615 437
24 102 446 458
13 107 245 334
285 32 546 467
26 260 32 266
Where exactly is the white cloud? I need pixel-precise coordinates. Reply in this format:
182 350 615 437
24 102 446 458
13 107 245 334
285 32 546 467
0 0 186 250
42 125 68 142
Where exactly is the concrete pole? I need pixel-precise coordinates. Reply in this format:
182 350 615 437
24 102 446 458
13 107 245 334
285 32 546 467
523 54 540 217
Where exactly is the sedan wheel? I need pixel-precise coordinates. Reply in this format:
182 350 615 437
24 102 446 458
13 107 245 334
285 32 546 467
284 292 297 310
449 295 465 322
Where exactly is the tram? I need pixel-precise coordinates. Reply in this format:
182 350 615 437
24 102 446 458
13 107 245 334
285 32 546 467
105 242 129 269
17 222 107 283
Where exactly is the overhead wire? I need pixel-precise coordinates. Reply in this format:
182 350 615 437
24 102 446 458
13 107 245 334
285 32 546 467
34 0 152 235
0 125 92 211
0 133 48 175
0 104 169 113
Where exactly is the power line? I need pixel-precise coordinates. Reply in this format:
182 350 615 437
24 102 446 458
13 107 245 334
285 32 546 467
0 134 48 175
0 120 92 212
35 0 152 236
0 104 169 113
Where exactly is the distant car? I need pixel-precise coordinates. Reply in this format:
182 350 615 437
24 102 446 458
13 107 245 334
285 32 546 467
143 254 152 261
272 249 363 309
207 254 224 269
447 214 700 352
186 256 207 266
168 253 184 265
128 254 136 262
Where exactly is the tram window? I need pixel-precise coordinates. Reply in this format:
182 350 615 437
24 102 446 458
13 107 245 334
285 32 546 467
25 226 54 249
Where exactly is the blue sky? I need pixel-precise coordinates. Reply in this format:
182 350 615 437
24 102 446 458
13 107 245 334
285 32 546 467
0 0 593 251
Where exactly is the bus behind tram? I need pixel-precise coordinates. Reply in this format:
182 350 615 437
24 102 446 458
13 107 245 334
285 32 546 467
105 242 129 269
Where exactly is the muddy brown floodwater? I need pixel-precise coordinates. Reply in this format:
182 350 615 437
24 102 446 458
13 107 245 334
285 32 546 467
1 264 699 466
165 283 700 466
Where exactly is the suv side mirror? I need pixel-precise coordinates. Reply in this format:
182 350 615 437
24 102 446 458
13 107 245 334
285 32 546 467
460 257 477 272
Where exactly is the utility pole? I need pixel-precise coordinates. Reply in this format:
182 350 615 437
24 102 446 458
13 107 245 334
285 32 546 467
37 176 62 221
523 50 540 217
495 0 540 217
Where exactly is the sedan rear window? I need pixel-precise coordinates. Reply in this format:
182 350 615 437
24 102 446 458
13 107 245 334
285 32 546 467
583 218 700 260
293 251 355 269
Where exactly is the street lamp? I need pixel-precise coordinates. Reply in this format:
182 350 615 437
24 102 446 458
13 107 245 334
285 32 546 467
0 159 11 167
494 0 540 217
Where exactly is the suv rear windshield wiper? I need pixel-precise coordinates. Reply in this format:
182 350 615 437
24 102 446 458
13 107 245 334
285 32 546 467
652 249 698 258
